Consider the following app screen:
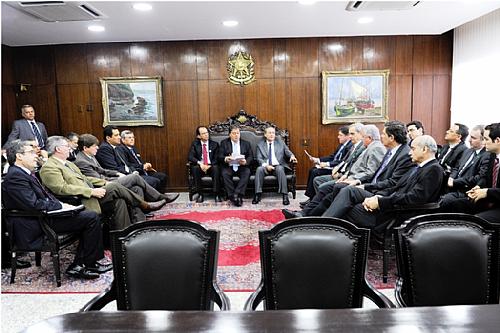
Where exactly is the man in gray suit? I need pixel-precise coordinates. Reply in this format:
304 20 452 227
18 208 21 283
253 126 297 205
7 105 48 150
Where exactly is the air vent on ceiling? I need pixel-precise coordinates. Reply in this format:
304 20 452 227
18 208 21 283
346 1 420 11
12 1 105 22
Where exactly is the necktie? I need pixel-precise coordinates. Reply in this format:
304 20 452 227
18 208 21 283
333 143 345 161
30 172 56 200
458 151 476 177
65 163 94 188
30 122 45 149
202 143 209 165
130 148 142 165
372 150 392 184
492 158 499 189
232 142 239 171
114 148 130 173
440 146 453 165
268 143 273 165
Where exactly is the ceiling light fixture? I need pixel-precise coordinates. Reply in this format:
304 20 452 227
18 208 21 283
223 20 239 27
133 3 152 11
88 25 105 32
357 17 374 24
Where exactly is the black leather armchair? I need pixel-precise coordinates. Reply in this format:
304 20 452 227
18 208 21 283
244 217 394 310
393 213 500 307
81 219 230 311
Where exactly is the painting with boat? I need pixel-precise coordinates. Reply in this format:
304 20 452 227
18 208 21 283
322 70 389 124
100 76 164 127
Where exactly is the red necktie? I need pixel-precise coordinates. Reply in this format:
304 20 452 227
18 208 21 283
492 158 499 189
202 143 208 165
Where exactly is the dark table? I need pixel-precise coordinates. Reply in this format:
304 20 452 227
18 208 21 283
21 304 500 332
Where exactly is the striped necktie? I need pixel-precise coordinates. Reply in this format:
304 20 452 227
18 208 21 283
30 122 45 149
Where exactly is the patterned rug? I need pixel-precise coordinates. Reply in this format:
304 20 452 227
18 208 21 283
1 196 396 293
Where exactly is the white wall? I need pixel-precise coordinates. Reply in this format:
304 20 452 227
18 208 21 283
451 9 500 131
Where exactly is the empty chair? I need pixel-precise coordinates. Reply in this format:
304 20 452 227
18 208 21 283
82 219 230 311
244 217 394 310
393 213 500 307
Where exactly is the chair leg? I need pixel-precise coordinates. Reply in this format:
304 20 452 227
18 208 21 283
51 252 62 287
35 251 42 266
10 251 17 284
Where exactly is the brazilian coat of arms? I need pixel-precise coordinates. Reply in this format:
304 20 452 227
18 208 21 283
227 51 255 86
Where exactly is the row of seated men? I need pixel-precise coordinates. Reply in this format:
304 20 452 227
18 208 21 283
280 120 499 230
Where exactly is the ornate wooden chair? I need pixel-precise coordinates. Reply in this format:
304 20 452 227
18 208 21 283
81 219 230 311
244 217 394 310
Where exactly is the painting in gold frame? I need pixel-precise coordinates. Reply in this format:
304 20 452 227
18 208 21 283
100 76 163 127
322 70 389 124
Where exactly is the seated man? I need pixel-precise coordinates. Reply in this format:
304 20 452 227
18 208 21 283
406 120 424 146
187 126 222 203
309 135 443 229
301 125 352 206
119 130 167 191
218 125 254 207
437 123 469 177
2 140 111 279
74 134 178 209
40 136 166 230
467 122 500 224
66 132 79 162
253 126 297 205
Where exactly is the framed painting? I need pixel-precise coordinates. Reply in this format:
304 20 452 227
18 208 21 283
322 70 389 124
100 76 163 127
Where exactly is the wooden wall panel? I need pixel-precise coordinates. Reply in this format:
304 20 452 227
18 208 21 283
3 32 452 189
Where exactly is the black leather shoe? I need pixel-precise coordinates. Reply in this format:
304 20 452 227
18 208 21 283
238 196 243 206
214 195 223 202
141 199 167 211
87 262 113 274
196 194 204 203
66 264 100 280
252 193 261 204
2 259 32 269
162 193 179 203
282 209 302 219
283 194 290 205
299 199 310 206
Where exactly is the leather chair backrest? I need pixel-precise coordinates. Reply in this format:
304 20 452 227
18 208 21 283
396 214 500 306
112 221 218 310
260 218 369 309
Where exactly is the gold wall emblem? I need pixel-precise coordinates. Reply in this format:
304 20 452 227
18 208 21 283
227 51 255 86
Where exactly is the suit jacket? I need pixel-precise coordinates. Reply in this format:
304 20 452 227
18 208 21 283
341 142 366 172
217 138 254 168
7 119 48 147
2 165 62 249
40 157 106 213
256 138 294 170
320 140 353 167
95 142 130 175
449 148 491 190
74 151 120 181
117 145 146 174
348 140 386 183
364 144 413 192
437 141 468 171
483 155 500 206
378 159 443 211
188 139 219 165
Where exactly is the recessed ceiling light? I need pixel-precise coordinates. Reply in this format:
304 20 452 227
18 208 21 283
357 17 374 24
298 0 316 5
133 3 152 11
88 25 105 32
223 20 239 27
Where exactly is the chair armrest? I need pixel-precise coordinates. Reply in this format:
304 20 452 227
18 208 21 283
53 194 82 206
363 280 395 308
392 202 440 211
243 280 265 311
394 278 408 307
212 281 231 311
3 209 47 218
81 282 117 311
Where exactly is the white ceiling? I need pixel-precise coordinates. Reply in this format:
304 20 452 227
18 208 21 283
2 1 500 46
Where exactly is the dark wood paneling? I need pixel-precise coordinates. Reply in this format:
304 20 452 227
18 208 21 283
431 75 451 145
208 80 243 122
2 45 15 85
412 75 434 136
15 46 55 85
351 37 364 71
413 36 435 75
207 40 240 80
163 41 197 81
434 32 453 75
363 36 395 71
196 41 209 80
273 39 287 78
2 85 18 144
395 36 414 75
319 38 352 72
286 38 319 78
393 75 413 124
15 84 59 136
86 43 131 83
54 44 89 84
57 84 92 135
130 42 164 77
240 39 275 79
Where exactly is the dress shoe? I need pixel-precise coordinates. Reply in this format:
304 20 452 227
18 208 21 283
231 194 241 207
299 199 311 209
141 199 167 212
238 196 244 206
87 262 113 274
282 209 303 219
252 193 261 204
2 259 31 269
162 193 179 203
196 194 204 203
66 264 100 280
214 195 223 202
283 194 290 205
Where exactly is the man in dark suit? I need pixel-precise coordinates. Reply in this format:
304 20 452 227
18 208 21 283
406 120 424 146
66 132 79 162
253 126 297 205
315 135 443 229
301 126 352 205
437 123 469 176
7 105 48 150
218 125 254 207
2 140 111 279
119 130 167 191
468 123 500 224
439 125 491 212
187 126 222 203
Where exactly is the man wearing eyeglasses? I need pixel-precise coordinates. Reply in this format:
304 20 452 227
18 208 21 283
7 105 48 151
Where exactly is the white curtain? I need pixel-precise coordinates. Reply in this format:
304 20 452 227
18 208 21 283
451 9 500 131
